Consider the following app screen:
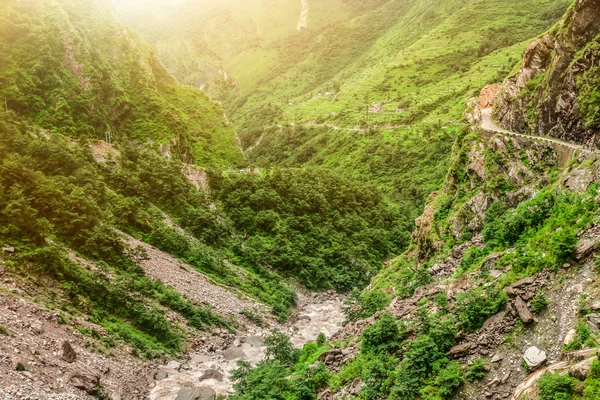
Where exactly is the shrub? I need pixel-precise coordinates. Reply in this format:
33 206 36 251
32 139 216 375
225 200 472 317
531 290 549 314
265 329 299 367
466 359 488 382
455 287 508 332
431 361 464 397
564 321 596 351
537 372 576 400
16 362 27 371
362 312 402 353
344 289 391 322
316 333 326 347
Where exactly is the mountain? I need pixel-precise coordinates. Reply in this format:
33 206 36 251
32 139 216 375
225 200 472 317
0 0 243 167
493 0 600 145
3 0 600 399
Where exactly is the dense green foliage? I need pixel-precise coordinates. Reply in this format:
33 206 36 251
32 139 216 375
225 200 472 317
230 331 330 400
0 0 243 168
210 169 402 291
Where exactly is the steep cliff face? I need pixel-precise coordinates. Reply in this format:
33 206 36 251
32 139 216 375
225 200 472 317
493 0 600 145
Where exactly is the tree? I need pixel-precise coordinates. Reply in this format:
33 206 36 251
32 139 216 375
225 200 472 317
264 329 299 367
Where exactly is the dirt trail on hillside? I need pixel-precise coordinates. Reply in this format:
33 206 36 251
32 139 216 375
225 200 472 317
148 292 345 399
480 108 588 152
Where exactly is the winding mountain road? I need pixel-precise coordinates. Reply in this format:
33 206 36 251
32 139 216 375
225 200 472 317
480 108 592 153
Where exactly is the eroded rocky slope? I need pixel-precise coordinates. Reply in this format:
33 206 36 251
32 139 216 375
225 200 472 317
493 0 600 144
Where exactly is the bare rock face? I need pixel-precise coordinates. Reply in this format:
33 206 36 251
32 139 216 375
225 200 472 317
492 0 600 144
479 84 501 108
523 346 547 370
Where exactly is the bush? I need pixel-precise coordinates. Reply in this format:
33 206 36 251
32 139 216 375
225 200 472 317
316 333 326 347
16 362 27 371
537 372 576 400
455 287 508 332
466 359 488 382
362 312 402 353
531 290 549 314
344 289 391 322
265 329 299 367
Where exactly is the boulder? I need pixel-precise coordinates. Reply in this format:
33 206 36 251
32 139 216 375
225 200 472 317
591 301 600 311
587 314 600 334
523 346 547 370
564 329 577 346
223 346 247 361
569 356 597 380
1 247 14 253
61 341 77 363
446 342 474 358
70 369 100 393
30 321 44 335
245 336 265 347
491 353 504 363
514 297 534 324
199 368 224 382
166 361 182 371
175 387 216 400
154 370 168 381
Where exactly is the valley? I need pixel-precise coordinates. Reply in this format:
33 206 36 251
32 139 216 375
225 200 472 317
1 0 600 399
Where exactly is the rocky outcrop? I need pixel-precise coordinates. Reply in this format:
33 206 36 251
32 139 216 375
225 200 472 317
493 0 600 144
523 346 547 370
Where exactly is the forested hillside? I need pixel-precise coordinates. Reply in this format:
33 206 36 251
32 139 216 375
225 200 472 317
116 0 572 248
2 0 600 399
0 0 405 372
0 0 243 167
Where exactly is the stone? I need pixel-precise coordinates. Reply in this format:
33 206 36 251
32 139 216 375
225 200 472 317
1 247 14 253
166 361 182 371
70 369 100 393
191 354 209 364
482 311 507 329
587 314 600 334
446 342 474 358
511 277 535 289
514 297 534 324
61 341 77 363
30 321 44 335
175 387 216 400
199 368 224 382
491 353 504 363
154 370 168 381
523 346 547 370
569 357 597 380
592 301 600 311
564 329 577 346
489 270 504 279
222 346 247 361
245 336 265 347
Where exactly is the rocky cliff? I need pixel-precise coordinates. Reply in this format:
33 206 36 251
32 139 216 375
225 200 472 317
493 0 600 145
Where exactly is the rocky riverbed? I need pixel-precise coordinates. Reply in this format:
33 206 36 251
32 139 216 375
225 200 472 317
149 292 345 400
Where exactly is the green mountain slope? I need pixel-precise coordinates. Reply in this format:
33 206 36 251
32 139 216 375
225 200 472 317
0 0 243 168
